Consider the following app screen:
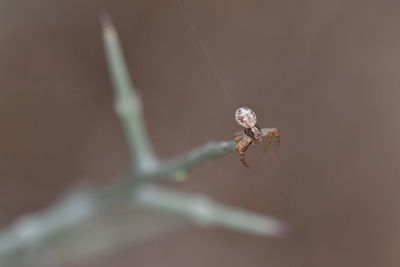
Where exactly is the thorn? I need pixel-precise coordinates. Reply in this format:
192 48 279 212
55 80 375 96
173 170 189 182
99 12 114 33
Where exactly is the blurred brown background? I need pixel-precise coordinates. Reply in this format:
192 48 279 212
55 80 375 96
1 0 400 266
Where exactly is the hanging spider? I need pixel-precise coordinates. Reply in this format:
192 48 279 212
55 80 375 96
233 107 280 167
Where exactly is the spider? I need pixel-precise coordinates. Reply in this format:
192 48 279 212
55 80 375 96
233 107 280 167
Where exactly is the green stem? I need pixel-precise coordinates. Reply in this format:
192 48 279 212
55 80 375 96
0 15 287 267
101 14 158 174
137 141 236 182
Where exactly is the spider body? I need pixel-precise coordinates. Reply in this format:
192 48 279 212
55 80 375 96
233 107 280 167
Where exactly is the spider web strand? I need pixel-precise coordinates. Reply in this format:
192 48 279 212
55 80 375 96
176 0 237 107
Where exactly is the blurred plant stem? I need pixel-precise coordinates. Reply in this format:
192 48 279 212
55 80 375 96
0 184 285 267
0 15 286 267
101 14 158 174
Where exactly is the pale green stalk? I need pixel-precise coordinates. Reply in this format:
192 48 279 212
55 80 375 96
0 15 286 267
101 14 158 174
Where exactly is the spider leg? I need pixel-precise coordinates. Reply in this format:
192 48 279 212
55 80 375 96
234 135 252 168
261 128 280 154
239 150 250 168
233 131 246 142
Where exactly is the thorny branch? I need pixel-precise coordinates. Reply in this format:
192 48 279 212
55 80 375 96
0 15 286 267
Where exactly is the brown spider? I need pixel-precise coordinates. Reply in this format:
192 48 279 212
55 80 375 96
233 107 280 167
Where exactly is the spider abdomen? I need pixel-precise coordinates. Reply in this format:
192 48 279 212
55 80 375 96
235 107 257 128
